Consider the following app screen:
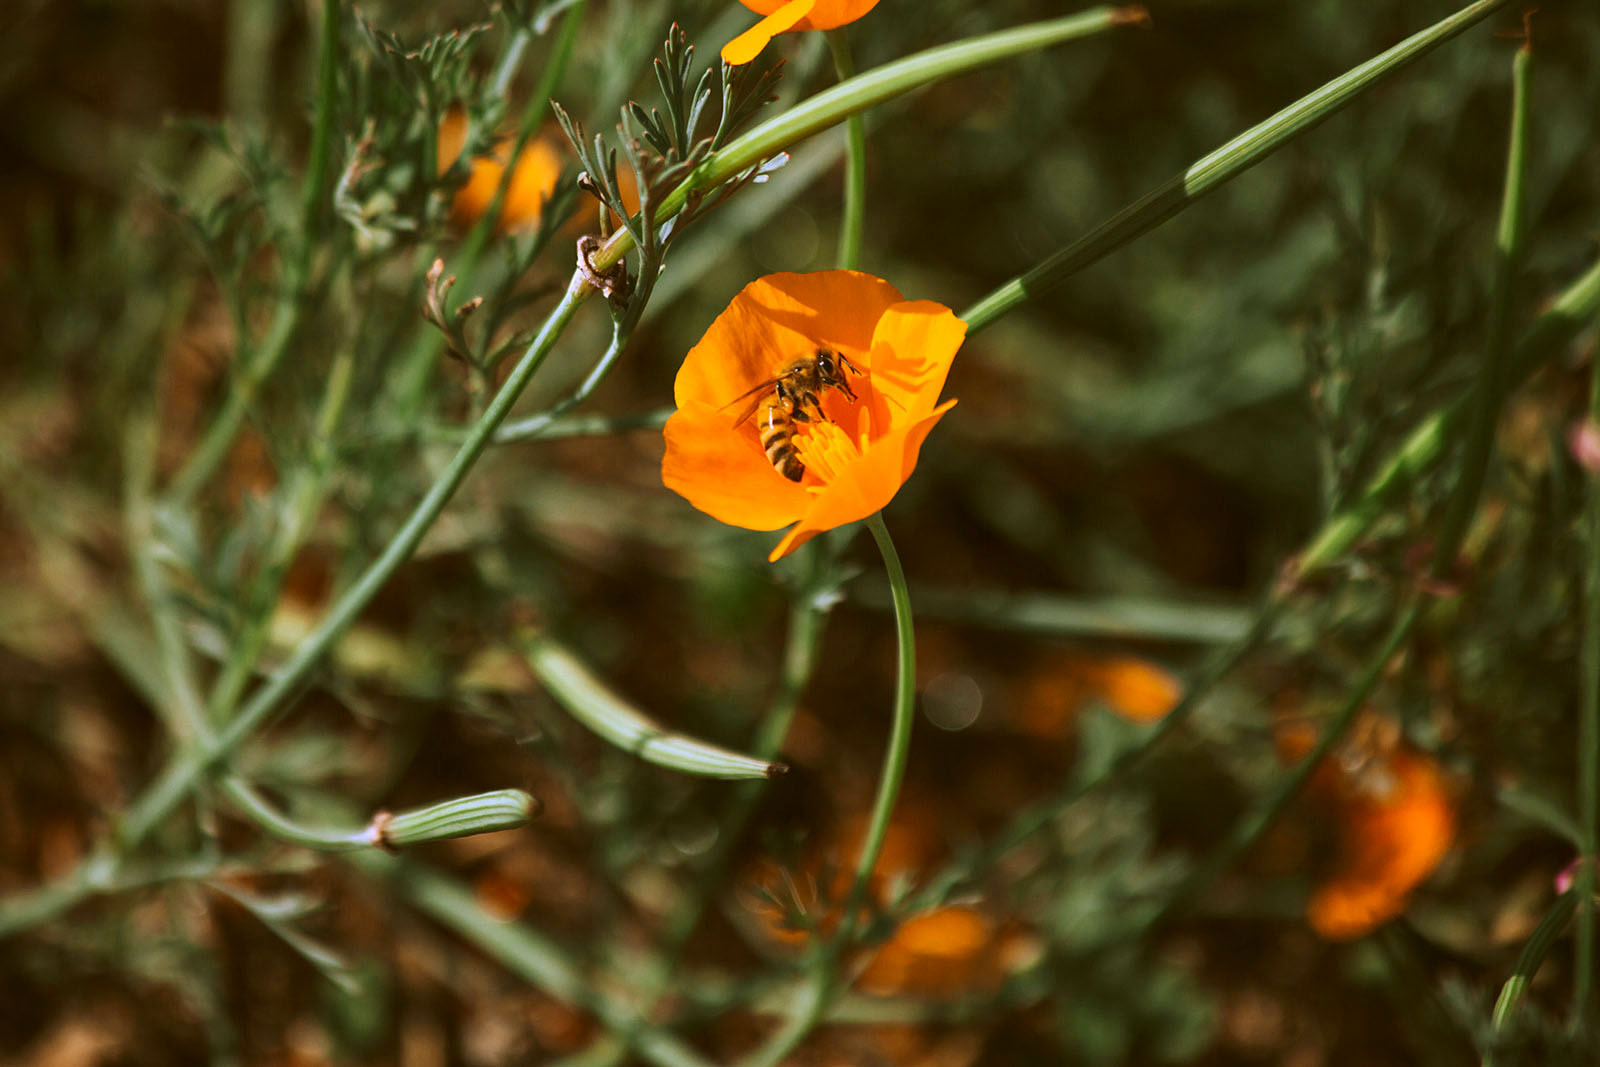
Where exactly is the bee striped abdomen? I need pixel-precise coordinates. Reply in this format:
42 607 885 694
759 403 805 481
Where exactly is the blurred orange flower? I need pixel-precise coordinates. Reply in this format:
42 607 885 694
437 106 564 233
662 270 966 561
723 0 881 65
1017 654 1182 738
858 906 1004 998
1280 716 1457 941
743 807 1009 998
1081 655 1182 724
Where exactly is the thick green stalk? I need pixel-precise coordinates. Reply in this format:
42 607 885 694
591 6 1138 273
959 0 1512 333
827 29 866 271
115 272 593 851
1432 38 1531 572
522 631 782 779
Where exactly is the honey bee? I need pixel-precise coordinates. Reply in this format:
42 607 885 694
724 347 862 481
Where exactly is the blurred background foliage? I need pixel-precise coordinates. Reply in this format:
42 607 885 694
2 0 1599 1064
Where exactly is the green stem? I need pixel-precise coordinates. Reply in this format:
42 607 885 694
827 29 866 271
1489 891 1576 1061
208 339 357 718
958 0 1511 334
591 6 1136 273
219 777 372 851
1433 37 1531 573
115 272 593 852
742 515 918 1067
459 3 586 281
845 514 918 933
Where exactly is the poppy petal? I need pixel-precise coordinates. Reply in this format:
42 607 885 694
663 405 811 531
768 399 956 560
674 271 903 413
861 300 969 428
722 0 816 65
736 0 880 33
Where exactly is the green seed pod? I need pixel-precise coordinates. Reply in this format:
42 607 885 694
522 632 786 780
369 789 541 849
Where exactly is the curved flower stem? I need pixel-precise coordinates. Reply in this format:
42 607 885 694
845 514 918 932
743 514 917 1067
826 29 866 271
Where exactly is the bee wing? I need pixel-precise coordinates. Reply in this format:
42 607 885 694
719 376 783 427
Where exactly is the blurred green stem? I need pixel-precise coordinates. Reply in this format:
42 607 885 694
116 271 594 852
1432 37 1530 573
958 0 1511 334
663 543 828 945
743 515 917 1067
827 29 866 271
596 546 832 1067
208 339 356 719
219 777 373 851
1490 891 1576 1058
166 0 343 504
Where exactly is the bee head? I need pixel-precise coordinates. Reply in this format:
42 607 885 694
815 347 860 399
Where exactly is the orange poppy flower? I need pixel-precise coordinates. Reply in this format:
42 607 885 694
662 270 966 561
1279 716 1457 941
857 905 1004 998
722 0 881 65
437 106 564 233
1081 655 1182 724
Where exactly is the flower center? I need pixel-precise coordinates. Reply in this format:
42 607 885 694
792 417 867 491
